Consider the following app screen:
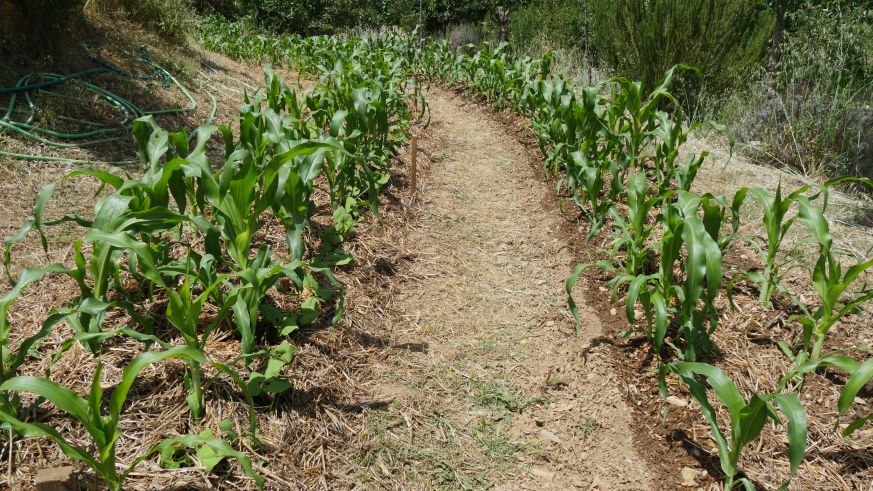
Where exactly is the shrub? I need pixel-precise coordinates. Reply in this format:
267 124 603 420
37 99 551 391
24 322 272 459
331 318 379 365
590 0 773 99
721 2 873 180
510 0 588 53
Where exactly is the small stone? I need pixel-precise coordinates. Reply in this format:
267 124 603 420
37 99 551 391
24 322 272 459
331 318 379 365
666 396 689 408
530 467 556 482
539 429 561 444
545 320 556 327
36 466 77 491
610 307 617 316
680 467 701 487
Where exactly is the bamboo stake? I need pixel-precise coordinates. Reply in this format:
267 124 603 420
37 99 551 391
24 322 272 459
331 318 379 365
410 134 418 196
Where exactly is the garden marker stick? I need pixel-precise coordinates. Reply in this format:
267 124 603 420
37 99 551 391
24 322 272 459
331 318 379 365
411 134 418 196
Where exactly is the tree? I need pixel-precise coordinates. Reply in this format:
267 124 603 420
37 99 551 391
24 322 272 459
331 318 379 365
492 0 528 41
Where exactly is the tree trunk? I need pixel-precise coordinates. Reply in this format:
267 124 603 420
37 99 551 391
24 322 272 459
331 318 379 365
768 0 787 73
584 0 592 85
496 6 512 42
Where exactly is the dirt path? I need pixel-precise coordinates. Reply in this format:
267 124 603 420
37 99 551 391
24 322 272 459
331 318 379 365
347 88 653 489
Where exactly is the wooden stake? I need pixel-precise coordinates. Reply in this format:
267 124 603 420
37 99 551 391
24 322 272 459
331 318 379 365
410 134 418 196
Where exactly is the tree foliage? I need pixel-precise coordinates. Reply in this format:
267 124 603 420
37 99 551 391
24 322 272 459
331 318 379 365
194 0 495 35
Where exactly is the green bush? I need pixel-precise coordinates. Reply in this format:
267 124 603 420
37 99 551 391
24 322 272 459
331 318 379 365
510 0 588 53
196 0 492 36
590 0 773 98
721 2 872 180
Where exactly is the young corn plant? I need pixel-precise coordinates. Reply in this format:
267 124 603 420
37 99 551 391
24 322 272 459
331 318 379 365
778 354 873 436
607 64 695 174
638 193 724 361
733 183 810 308
570 192 726 360
793 197 873 359
665 362 807 490
0 346 259 491
163 256 231 419
0 265 75 419
607 171 661 278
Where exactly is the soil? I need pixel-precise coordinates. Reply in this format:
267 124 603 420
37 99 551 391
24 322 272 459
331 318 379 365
342 87 653 489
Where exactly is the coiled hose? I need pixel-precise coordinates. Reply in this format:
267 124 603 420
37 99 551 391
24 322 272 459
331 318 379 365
0 45 222 164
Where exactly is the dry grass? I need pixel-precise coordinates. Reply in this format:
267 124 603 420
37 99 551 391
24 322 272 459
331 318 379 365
338 87 655 490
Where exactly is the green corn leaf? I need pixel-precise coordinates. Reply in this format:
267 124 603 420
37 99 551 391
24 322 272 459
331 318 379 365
838 358 873 414
3 183 58 280
566 263 592 333
0 411 104 480
770 394 808 474
0 376 91 425
108 346 212 426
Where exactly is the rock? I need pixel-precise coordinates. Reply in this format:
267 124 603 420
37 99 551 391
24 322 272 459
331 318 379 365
36 466 77 491
680 467 701 487
530 467 556 482
666 396 689 408
539 429 561 444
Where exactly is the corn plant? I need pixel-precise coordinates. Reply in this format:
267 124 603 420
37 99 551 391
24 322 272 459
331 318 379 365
569 192 726 359
665 362 807 490
163 255 231 419
793 197 873 359
607 171 661 278
631 193 724 360
0 264 74 419
779 354 873 436
0 346 257 491
732 183 810 308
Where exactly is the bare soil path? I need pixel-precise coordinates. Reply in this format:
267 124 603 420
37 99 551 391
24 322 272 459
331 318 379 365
347 88 652 489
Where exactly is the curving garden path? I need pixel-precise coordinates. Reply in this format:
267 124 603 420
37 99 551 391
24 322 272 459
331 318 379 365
349 87 653 489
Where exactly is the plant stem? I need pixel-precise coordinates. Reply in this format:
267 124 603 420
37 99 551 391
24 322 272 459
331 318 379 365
189 360 203 420
811 332 826 360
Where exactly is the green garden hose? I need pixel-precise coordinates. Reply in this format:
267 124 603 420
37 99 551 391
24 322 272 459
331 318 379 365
0 45 203 164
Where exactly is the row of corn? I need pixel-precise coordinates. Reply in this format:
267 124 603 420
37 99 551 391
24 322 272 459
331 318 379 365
417 40 873 489
0 21 426 490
